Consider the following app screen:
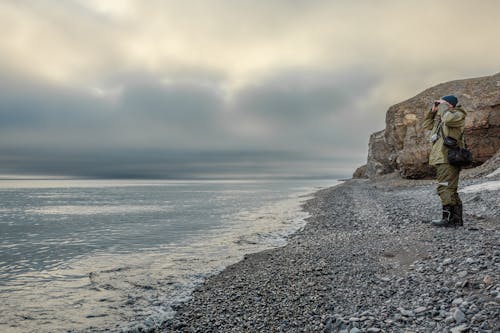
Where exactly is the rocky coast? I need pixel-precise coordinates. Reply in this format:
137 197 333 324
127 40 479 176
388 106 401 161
157 171 499 333
155 72 500 332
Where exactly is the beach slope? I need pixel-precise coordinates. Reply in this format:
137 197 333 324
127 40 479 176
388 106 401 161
160 175 499 332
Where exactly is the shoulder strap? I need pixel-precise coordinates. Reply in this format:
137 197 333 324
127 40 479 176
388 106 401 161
437 120 444 139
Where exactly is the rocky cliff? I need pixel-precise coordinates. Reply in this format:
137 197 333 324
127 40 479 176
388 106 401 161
355 73 500 179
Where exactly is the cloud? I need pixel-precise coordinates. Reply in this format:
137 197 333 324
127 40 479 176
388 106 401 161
0 69 226 151
0 0 499 178
0 63 381 147
2 0 499 87
227 68 381 151
0 65 372 178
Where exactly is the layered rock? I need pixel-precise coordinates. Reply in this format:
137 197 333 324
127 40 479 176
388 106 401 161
462 148 500 179
352 164 368 179
356 72 500 179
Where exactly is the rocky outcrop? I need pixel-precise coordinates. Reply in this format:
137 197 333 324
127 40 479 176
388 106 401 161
352 164 368 179
355 72 500 179
364 130 396 178
462 149 500 179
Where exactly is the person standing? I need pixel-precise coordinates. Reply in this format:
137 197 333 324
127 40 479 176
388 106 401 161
423 95 467 227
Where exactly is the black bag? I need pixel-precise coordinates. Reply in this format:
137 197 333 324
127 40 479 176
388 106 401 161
439 125 472 167
447 147 473 167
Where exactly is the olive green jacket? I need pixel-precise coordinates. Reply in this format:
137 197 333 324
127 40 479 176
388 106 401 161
423 105 467 165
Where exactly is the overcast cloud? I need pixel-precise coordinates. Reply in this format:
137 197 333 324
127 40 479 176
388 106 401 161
1 0 499 178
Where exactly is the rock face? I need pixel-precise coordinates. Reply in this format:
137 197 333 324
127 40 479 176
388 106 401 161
352 164 368 179
365 130 396 177
357 73 500 179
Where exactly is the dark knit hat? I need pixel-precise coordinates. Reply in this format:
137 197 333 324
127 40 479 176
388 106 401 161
441 95 458 107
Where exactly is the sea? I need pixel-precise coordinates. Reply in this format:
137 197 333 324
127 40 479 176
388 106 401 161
0 178 339 333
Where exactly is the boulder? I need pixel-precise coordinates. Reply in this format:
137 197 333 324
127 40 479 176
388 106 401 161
352 164 368 179
358 72 500 179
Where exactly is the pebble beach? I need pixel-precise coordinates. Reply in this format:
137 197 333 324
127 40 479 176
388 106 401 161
158 175 500 333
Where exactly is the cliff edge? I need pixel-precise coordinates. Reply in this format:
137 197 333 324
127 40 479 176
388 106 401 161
355 73 500 179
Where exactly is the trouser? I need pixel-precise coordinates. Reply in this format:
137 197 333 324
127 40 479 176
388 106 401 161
435 163 462 206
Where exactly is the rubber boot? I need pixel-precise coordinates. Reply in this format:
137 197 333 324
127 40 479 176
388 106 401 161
454 204 463 226
432 205 454 227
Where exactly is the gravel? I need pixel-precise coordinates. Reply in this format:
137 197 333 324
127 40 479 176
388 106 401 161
157 177 500 332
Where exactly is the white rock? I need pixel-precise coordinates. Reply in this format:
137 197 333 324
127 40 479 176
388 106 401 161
366 328 381 333
415 306 427 314
450 323 469 333
443 258 452 265
453 308 466 324
398 308 415 317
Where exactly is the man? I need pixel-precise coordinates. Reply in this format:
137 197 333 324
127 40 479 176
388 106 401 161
422 95 467 227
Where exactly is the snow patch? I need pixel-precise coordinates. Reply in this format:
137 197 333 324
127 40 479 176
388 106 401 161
459 180 500 193
486 167 500 178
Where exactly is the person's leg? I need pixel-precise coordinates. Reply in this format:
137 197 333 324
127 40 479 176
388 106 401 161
454 202 464 226
433 164 460 227
447 164 460 202
450 167 463 226
436 163 458 206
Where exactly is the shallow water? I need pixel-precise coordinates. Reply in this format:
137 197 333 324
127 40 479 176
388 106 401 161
0 178 338 332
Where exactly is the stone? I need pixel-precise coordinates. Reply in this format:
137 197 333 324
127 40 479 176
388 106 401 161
465 257 475 264
414 306 427 314
353 164 368 179
483 275 494 285
398 308 415 317
357 72 500 179
467 304 479 314
459 280 469 288
471 313 486 323
450 323 469 333
324 317 333 333
453 308 466 324
442 258 453 265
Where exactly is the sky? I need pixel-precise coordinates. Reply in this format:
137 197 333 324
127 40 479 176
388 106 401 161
1 0 499 179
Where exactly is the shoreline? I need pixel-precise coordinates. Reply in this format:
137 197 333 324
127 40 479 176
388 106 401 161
112 179 340 333
0 179 337 333
158 175 499 332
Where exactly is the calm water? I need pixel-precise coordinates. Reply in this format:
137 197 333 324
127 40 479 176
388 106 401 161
0 178 338 332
